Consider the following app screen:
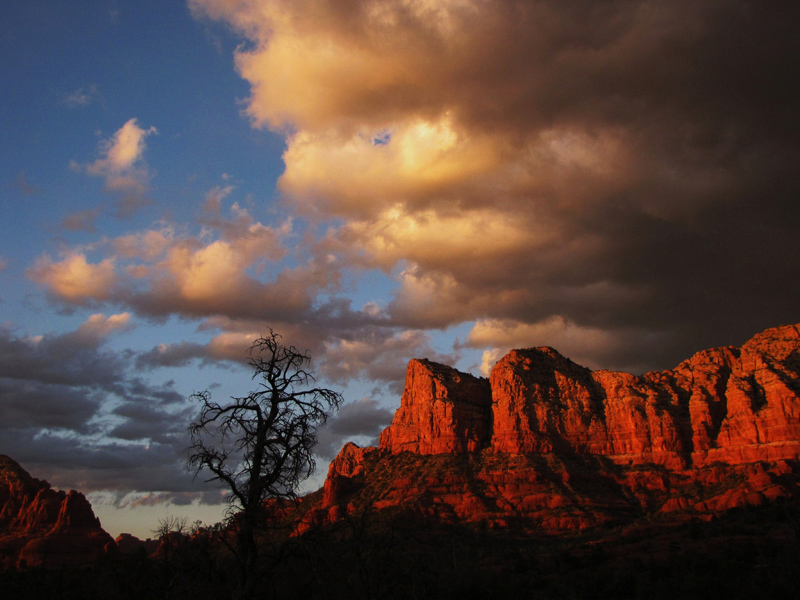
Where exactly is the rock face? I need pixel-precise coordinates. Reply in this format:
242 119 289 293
317 324 800 532
379 359 492 454
0 455 114 568
377 324 800 468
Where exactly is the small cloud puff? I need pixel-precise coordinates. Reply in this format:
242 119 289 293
28 253 116 304
63 85 102 108
85 118 157 194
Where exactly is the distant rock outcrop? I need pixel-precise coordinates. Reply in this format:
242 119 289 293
316 324 800 532
0 455 114 568
115 532 159 555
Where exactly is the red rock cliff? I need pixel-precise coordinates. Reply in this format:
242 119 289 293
0 455 114 568
490 324 800 467
315 324 800 532
379 359 492 454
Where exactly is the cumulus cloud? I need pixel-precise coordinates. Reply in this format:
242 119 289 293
28 202 297 320
190 0 800 371
84 118 157 195
28 253 117 304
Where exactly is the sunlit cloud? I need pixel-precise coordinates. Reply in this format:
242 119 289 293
187 0 800 371
28 253 117 304
84 118 157 194
280 116 505 217
75 312 134 341
28 200 300 320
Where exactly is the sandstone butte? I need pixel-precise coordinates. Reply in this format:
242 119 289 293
316 323 800 532
0 455 115 568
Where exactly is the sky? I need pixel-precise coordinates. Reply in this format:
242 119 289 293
1 0 799 538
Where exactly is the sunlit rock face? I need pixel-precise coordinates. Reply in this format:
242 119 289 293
379 359 492 454
0 455 114 568
378 324 800 466
317 324 800 532
490 324 800 467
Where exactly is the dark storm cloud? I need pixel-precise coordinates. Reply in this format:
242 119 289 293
0 379 102 433
4 429 205 497
315 398 394 460
319 327 457 389
0 319 220 500
0 323 127 387
213 0 798 372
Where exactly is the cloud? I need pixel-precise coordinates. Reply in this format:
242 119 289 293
28 201 298 320
75 312 134 341
189 0 800 372
7 429 206 499
202 185 234 215
61 209 101 233
321 328 455 387
85 118 157 195
315 397 394 459
465 316 672 375
28 253 117 304
0 317 223 500
0 313 132 389
135 332 259 370
0 380 103 434
63 85 102 108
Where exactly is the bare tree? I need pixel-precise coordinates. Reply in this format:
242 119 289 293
187 330 343 600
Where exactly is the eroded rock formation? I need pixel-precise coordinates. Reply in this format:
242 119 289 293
316 324 800 532
378 359 492 454
0 455 114 568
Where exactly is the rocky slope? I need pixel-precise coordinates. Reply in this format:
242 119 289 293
0 455 114 568
316 324 800 532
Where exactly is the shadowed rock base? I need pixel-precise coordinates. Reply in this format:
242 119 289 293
0 455 114 568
